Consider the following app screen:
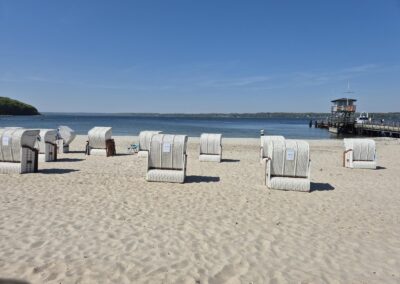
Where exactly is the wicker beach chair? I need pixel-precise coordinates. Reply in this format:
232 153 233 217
57 125 76 153
38 129 58 162
199 133 222 162
86 127 115 157
265 139 311 192
137 131 162 157
260 135 285 163
343 139 376 169
146 134 188 183
0 128 39 174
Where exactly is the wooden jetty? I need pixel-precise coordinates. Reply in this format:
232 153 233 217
316 119 400 137
315 97 400 137
315 98 357 134
354 122 400 138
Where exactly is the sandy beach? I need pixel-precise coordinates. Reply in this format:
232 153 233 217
1 135 400 283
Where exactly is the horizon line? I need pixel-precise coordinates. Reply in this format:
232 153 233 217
39 111 400 115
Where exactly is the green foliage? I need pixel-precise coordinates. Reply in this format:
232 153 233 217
0 97 40 115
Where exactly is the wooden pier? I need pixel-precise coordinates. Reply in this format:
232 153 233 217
354 122 400 138
315 120 400 138
314 96 400 138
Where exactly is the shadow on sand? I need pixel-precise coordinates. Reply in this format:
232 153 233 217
310 182 335 192
57 158 84 163
114 153 133 157
66 150 86 154
39 169 79 175
186 175 220 183
221 159 240 163
0 279 30 284
376 166 386 170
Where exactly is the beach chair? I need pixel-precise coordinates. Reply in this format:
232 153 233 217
199 133 222 162
146 134 188 183
137 130 162 157
265 139 311 192
38 129 58 162
86 127 116 157
0 128 39 174
260 135 285 163
343 139 377 169
57 125 76 153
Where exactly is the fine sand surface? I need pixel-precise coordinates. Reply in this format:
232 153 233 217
1 136 400 283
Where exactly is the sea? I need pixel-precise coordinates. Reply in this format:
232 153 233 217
0 113 334 139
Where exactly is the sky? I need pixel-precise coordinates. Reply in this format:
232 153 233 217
0 0 400 113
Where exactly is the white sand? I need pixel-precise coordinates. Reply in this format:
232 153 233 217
1 136 400 283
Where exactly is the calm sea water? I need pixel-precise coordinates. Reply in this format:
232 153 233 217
0 113 334 139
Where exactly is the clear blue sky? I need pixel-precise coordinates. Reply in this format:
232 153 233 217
1 0 399 113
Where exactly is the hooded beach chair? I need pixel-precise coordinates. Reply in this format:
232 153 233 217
0 128 40 174
146 134 188 183
265 139 311 192
137 130 162 157
57 125 76 153
260 135 285 163
343 139 377 169
38 129 58 162
199 133 222 162
86 127 115 157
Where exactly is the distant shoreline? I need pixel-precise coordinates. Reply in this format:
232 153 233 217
40 112 400 120
3 112 399 121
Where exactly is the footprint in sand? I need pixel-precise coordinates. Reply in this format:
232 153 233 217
30 240 45 248
32 262 68 282
209 260 250 284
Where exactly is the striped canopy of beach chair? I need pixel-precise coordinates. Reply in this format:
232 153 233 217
265 139 311 192
0 128 39 174
146 134 188 183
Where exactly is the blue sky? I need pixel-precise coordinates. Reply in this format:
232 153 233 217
1 0 399 113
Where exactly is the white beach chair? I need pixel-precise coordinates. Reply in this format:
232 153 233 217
265 139 311 192
137 130 162 157
260 135 285 163
86 127 115 157
38 129 58 162
146 134 188 183
343 139 377 169
57 125 76 153
199 133 222 162
0 128 40 174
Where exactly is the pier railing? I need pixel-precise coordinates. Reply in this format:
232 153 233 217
355 121 400 133
314 120 400 137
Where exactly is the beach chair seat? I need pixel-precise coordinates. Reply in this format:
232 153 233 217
86 127 115 157
0 128 39 174
147 169 185 183
38 129 58 162
138 131 162 157
265 139 311 192
343 139 376 169
260 135 285 163
268 176 311 192
199 133 222 162
57 125 76 153
146 134 187 183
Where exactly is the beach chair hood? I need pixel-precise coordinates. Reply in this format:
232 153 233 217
200 133 222 155
0 128 39 162
58 125 76 146
344 139 375 161
148 134 187 170
88 127 112 149
268 139 310 178
260 135 285 161
39 129 57 143
139 131 162 151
